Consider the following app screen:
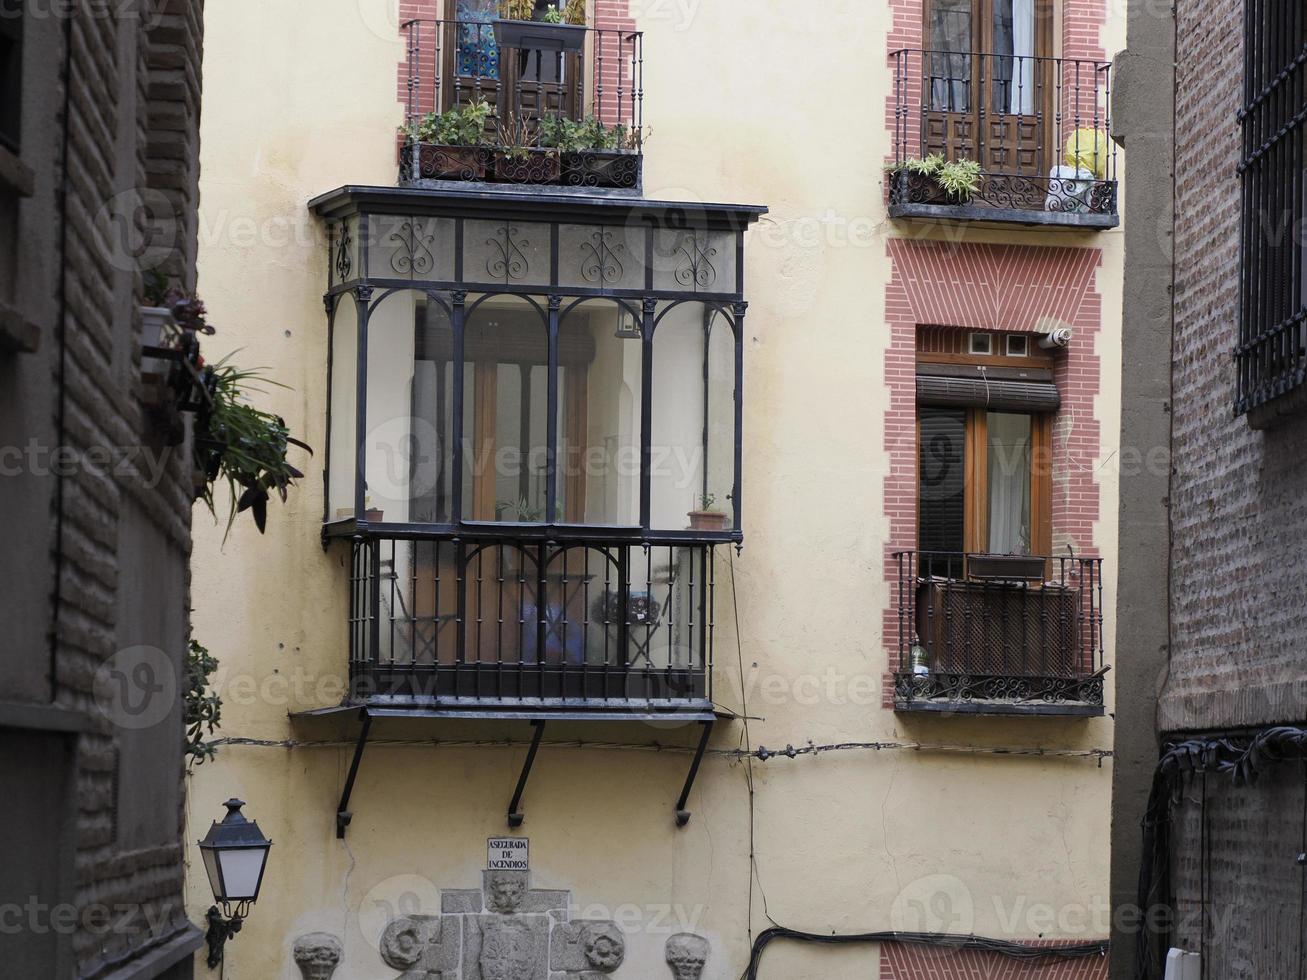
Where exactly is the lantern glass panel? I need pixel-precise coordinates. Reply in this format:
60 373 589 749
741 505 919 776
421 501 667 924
216 846 266 901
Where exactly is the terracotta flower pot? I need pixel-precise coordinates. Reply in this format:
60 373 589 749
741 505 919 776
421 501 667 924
687 510 730 532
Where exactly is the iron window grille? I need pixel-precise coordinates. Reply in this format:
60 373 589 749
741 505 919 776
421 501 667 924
1236 2 1307 420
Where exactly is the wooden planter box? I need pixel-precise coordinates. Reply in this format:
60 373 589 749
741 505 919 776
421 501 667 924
491 148 561 184
561 149 640 189
493 18 586 53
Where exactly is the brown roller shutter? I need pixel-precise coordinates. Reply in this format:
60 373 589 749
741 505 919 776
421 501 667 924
916 375 1061 412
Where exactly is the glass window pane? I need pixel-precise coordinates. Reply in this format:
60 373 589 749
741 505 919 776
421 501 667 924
364 290 454 524
650 302 737 532
558 300 641 526
460 295 550 521
328 293 359 520
991 0 1036 114
918 407 966 557
929 0 972 111
986 411 1032 554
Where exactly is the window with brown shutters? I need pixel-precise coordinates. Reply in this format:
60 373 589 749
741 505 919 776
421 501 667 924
1236 1 1307 421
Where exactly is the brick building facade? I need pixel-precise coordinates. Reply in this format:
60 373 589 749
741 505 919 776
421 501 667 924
1112 0 1307 976
0 1 206 977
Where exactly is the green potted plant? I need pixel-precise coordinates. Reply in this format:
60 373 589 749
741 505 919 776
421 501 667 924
544 115 642 189
193 356 312 539
490 114 561 184
403 99 493 181
887 154 983 206
687 492 729 532
494 0 586 55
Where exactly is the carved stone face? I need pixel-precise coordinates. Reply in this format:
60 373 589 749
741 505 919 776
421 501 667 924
665 933 709 980
486 871 527 914
479 920 535 980
292 932 343 980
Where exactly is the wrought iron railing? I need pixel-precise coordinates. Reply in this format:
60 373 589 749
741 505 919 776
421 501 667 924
400 18 643 189
891 550 1106 707
348 535 713 705
889 48 1117 218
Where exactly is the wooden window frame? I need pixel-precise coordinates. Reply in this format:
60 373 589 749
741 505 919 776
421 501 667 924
934 407 1051 556
922 0 1056 61
916 332 1054 558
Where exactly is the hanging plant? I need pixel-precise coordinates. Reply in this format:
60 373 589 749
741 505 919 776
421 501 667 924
185 639 222 768
193 355 312 539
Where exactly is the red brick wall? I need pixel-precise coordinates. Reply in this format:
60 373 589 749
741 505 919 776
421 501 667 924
880 240 1105 681
880 942 1108 979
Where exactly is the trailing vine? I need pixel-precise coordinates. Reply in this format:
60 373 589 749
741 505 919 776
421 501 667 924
185 639 222 767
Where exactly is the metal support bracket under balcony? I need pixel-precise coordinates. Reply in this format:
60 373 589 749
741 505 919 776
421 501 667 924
674 720 713 827
297 703 729 838
507 720 546 828
336 710 373 839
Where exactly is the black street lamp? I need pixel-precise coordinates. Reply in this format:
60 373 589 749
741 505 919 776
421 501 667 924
198 799 272 969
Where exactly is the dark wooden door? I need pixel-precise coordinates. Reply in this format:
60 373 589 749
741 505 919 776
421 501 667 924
922 0 1053 182
442 1 583 126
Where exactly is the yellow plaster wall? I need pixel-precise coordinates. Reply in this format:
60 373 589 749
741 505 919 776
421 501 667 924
187 2 1125 978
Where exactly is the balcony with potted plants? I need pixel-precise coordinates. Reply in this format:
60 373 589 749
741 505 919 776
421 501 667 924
887 48 1118 228
399 2 644 192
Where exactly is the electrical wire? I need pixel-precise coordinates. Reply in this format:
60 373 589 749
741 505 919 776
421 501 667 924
209 734 1112 762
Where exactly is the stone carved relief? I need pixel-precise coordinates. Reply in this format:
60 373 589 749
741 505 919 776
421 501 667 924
292 932 343 980
378 869 628 980
665 933 710 980
551 920 626 976
380 915 460 979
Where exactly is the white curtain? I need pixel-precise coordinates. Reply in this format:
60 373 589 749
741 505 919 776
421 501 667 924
986 412 1032 554
1009 0 1035 115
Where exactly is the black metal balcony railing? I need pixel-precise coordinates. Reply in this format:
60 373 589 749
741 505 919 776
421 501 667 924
892 551 1106 711
348 536 713 706
890 49 1117 221
400 18 643 189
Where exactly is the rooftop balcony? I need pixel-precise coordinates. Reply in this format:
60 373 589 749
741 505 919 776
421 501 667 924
400 17 644 191
889 49 1118 229
892 551 1107 716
